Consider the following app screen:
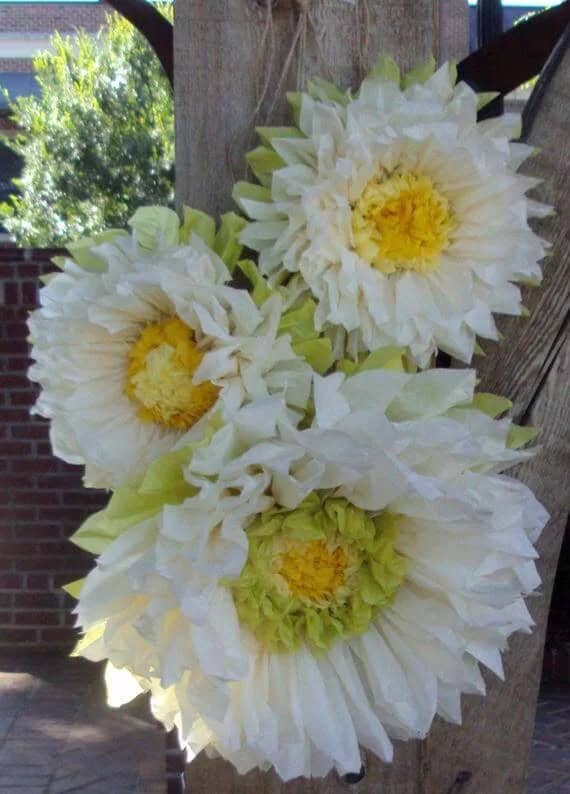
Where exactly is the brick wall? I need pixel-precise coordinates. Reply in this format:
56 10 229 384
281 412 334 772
0 59 33 74
0 247 107 650
0 3 109 34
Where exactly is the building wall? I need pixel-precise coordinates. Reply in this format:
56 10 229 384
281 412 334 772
0 2 110 73
0 248 107 650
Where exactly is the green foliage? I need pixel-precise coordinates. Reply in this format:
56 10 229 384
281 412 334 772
0 11 174 247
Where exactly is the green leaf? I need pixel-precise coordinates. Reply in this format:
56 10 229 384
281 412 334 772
359 346 408 373
368 54 400 84
62 578 84 599
129 206 180 250
460 392 513 418
66 229 126 272
71 415 223 554
507 424 539 449
214 212 246 272
256 126 304 147
233 181 272 210
477 91 500 110
286 92 303 126
292 338 334 375
246 146 285 188
237 259 273 306
278 298 318 344
71 623 105 657
179 206 216 247
306 77 349 106
401 56 436 90
448 61 458 87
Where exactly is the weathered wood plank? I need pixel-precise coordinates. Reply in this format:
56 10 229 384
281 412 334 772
174 0 438 216
174 1 442 791
425 333 569 794
468 34 570 420
425 35 570 794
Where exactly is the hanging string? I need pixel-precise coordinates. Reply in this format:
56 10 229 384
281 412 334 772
231 0 371 179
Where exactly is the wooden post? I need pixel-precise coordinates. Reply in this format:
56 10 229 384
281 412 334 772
174 0 456 216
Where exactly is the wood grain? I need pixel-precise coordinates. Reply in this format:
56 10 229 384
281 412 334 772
425 36 570 794
465 35 570 421
174 1 440 790
174 0 439 216
173 3 568 793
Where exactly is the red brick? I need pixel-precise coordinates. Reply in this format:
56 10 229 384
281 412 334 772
0 611 14 624
2 283 18 305
16 524 62 540
0 375 30 388
25 574 50 590
40 628 76 645
0 593 12 608
36 442 55 456
15 611 61 626
14 556 86 572
0 441 33 455
0 506 37 521
14 592 60 609
0 573 23 589
0 628 37 643
0 409 30 422
11 460 59 474
5 323 30 339
13 491 61 506
11 424 48 440
3 538 44 554
10 391 36 407
0 340 29 355
6 358 30 371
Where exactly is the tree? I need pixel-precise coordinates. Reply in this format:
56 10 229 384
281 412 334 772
0 10 174 247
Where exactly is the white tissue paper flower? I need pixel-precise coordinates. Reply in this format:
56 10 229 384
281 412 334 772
28 209 311 488
73 367 548 780
236 58 551 367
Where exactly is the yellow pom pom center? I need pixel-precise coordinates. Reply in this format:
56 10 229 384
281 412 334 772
352 171 456 274
278 540 350 604
125 316 219 430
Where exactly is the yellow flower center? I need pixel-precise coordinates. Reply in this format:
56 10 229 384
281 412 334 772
351 171 455 274
278 540 350 604
125 316 219 430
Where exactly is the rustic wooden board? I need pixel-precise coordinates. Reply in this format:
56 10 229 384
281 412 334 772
174 0 442 216
174 2 444 791
424 34 570 794
173 3 569 792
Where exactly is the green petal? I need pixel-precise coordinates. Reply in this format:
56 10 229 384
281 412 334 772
232 180 272 215
246 146 285 188
368 54 400 84
66 228 127 272
292 338 334 375
129 206 180 249
477 91 500 110
214 212 246 272
286 91 303 126
62 578 84 599
179 206 216 247
307 77 349 106
507 424 539 449
70 622 105 657
236 259 274 306
359 346 409 373
460 392 513 418
256 126 304 146
401 56 436 90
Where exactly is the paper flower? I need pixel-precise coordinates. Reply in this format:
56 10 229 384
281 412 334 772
28 207 312 489
72 367 547 779
235 58 550 367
